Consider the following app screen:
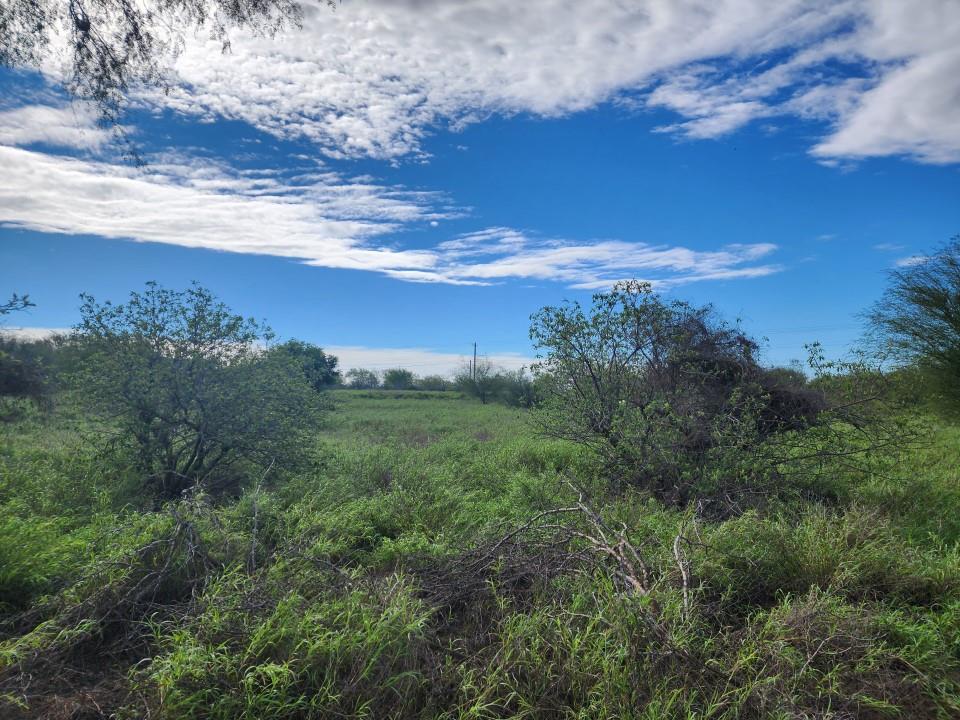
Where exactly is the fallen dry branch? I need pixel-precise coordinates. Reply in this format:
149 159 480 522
411 476 690 651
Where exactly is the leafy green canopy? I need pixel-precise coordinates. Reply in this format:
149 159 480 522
868 237 960 412
270 339 341 391
345 368 380 389
0 337 52 410
0 294 50 412
453 360 537 406
383 368 415 390
71 282 324 498
530 280 828 505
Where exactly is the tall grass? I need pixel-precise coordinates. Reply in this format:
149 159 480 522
1 392 958 718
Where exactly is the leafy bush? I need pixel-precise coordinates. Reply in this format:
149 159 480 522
69 282 325 499
698 506 960 616
269 339 341 390
867 236 960 413
382 368 415 390
529 281 862 506
2 367 958 720
145 574 433 719
454 361 537 407
416 374 451 391
0 336 54 413
345 368 380 389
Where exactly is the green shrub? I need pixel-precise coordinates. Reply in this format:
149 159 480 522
2 387 959 719
699 507 960 616
69 282 325 499
145 574 432 719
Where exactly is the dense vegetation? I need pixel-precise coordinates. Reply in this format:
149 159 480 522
1 277 958 719
867 236 960 414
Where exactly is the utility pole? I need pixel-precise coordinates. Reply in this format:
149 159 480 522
472 342 477 381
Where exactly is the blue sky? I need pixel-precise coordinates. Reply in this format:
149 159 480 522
2 0 959 374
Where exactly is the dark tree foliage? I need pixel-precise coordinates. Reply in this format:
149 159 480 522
382 368 415 390
71 282 324 499
345 367 379 389
270 339 340 391
417 374 451 391
498 368 539 408
530 281 829 505
453 358 497 404
0 294 50 412
867 237 960 412
0 0 331 131
454 361 537 407
0 336 53 410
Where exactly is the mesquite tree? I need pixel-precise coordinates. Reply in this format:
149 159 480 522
867 237 960 413
530 281 831 506
270 339 341 391
72 282 324 498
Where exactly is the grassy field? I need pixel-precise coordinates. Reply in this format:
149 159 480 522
2 391 959 718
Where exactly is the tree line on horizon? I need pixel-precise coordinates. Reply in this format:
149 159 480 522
0 319 537 407
1 235 958 504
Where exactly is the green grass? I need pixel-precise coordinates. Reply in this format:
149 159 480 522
1 392 959 718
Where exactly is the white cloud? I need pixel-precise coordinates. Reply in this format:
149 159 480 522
0 103 110 151
649 1 960 164
428 228 780 289
146 0 825 158
811 46 960 164
0 141 782 287
327 345 531 376
0 143 449 275
81 0 955 165
0 327 71 341
895 255 928 267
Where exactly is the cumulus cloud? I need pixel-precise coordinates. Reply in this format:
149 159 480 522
85 0 955 165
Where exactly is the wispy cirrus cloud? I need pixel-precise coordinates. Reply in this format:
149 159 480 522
0 138 449 276
429 228 780 289
0 121 781 289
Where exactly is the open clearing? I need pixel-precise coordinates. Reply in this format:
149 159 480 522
2 390 959 718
